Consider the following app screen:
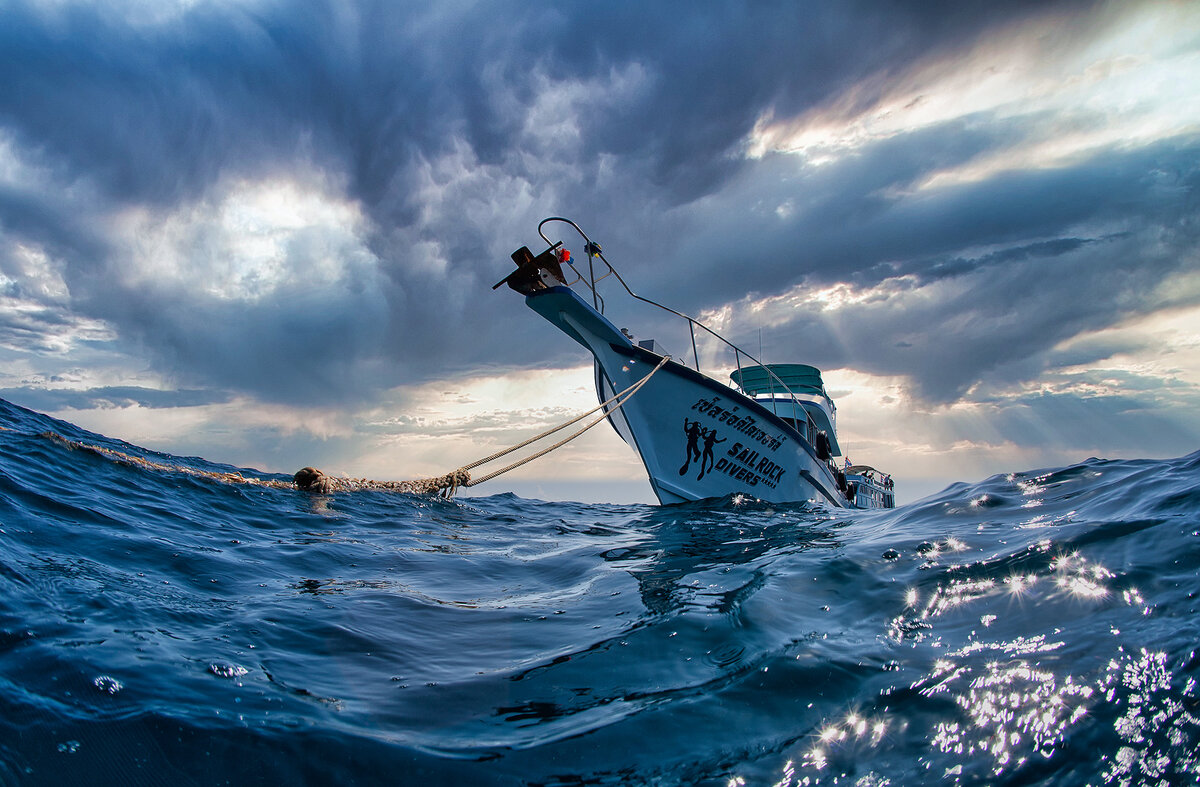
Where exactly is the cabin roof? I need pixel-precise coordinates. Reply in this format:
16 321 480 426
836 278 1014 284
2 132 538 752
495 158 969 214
730 364 826 397
847 465 884 475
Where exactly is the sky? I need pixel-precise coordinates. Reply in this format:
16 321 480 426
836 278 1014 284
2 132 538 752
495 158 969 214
1 0 1198 504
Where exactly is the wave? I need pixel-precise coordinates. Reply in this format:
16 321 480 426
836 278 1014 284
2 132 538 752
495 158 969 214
1 397 1197 785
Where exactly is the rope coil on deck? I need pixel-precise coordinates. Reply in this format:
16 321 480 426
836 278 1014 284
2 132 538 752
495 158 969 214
37 355 670 499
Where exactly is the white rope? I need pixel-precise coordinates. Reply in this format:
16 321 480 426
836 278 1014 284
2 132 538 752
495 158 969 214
459 354 670 474
460 354 670 488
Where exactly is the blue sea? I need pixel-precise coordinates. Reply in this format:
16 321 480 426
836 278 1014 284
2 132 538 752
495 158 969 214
1 396 1198 785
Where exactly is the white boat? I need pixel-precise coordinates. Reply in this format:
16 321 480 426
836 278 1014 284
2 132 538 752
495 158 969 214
496 217 895 509
845 465 896 509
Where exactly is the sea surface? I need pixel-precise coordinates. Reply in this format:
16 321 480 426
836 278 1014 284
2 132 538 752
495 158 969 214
1 397 1198 786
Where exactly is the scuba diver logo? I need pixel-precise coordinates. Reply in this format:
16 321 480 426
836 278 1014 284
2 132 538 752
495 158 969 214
679 418 726 481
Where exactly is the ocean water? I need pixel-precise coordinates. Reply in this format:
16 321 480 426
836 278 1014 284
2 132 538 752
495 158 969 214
1 396 1198 786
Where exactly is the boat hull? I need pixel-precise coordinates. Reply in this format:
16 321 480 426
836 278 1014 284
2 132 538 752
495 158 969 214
526 287 847 506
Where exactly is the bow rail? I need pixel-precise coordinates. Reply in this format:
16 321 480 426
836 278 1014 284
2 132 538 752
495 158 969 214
535 217 829 446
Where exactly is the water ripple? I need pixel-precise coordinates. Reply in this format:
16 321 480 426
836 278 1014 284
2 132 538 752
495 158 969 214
1 398 1198 784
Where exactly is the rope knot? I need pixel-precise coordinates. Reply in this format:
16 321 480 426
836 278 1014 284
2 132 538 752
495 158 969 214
294 467 336 493
441 468 471 498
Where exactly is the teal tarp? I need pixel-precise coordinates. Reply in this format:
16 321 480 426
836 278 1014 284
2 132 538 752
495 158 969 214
730 364 825 397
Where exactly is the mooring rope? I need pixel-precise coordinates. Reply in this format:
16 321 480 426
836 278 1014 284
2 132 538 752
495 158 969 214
294 353 670 496
456 353 671 489
36 354 671 499
39 432 296 490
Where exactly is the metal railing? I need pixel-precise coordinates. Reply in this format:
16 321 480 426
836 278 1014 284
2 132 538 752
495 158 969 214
536 217 824 444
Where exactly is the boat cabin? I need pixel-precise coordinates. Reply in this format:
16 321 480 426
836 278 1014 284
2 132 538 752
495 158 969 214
844 465 896 509
730 364 841 458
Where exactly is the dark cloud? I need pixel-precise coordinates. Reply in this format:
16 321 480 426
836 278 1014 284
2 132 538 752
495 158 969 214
0 385 230 412
0 305 79 354
0 0 1187 422
651 124 1198 297
638 134 1200 403
955 378 1200 458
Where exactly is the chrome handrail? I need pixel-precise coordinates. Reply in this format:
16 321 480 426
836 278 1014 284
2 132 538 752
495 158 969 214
536 217 822 442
